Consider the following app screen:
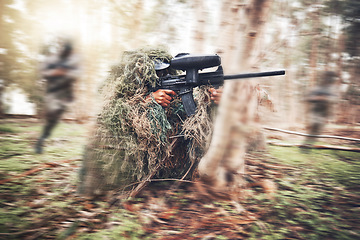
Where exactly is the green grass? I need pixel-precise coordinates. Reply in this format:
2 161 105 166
0 125 17 133
0 119 89 239
0 121 87 173
246 145 360 239
76 211 154 240
269 146 360 189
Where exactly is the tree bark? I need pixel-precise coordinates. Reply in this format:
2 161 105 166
215 0 243 70
309 9 320 88
198 0 273 190
0 85 4 118
193 0 207 53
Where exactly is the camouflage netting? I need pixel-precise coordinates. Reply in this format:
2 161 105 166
79 47 217 196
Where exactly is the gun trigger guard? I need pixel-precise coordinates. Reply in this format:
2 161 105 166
179 87 193 96
179 89 193 96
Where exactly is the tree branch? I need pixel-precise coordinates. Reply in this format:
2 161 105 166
268 141 360 153
263 126 360 142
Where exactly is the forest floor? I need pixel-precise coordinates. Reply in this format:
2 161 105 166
0 117 359 240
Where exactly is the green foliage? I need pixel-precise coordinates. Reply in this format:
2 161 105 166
342 0 360 56
324 0 345 15
325 0 360 56
0 0 40 105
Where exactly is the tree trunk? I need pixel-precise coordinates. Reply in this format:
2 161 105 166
198 0 273 190
309 9 320 88
283 40 297 127
215 0 243 70
0 85 4 118
334 34 345 124
129 0 144 48
193 0 207 53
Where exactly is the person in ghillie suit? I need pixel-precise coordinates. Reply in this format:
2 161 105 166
302 70 337 149
78 47 222 197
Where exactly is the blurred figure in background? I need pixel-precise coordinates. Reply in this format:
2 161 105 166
302 71 337 149
35 39 80 154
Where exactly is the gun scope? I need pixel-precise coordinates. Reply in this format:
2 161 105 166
170 54 221 71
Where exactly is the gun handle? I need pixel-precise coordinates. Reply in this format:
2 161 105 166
180 87 197 116
212 84 221 89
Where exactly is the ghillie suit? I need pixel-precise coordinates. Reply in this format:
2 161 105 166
79 47 216 197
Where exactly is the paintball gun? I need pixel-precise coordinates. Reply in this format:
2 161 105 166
152 54 285 116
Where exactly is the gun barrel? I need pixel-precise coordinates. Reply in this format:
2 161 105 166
224 70 285 80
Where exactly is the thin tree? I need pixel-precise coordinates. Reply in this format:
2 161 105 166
193 0 207 53
198 0 273 191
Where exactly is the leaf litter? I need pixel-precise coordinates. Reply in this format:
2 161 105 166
0 119 359 239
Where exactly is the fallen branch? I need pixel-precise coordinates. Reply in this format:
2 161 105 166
263 127 360 142
268 141 360 152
